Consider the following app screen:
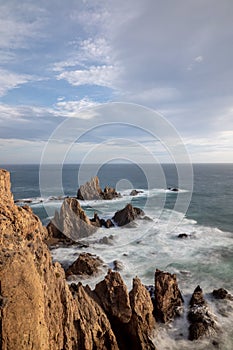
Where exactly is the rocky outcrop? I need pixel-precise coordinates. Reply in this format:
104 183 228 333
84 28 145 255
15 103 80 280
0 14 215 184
153 269 183 323
47 197 97 241
66 253 104 277
77 176 121 201
91 270 156 350
0 169 156 350
212 288 233 300
188 285 217 340
112 204 145 227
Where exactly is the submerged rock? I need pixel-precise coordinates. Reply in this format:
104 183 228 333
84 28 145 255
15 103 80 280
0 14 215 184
66 252 104 277
112 203 145 227
130 189 143 196
153 269 183 323
188 285 217 340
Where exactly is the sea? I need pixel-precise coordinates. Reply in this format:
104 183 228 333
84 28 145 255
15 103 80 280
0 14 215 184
3 163 233 349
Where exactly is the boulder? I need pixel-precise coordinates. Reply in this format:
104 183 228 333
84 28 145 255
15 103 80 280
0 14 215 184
177 233 189 239
66 253 104 277
188 285 217 340
167 187 179 192
112 204 145 227
153 269 183 323
102 186 121 200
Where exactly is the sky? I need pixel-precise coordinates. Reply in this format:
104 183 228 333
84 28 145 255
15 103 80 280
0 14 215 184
0 0 233 164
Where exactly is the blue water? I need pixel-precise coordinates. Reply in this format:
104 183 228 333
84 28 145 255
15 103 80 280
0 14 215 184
4 163 233 233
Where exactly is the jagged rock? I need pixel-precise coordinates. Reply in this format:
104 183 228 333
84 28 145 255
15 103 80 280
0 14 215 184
90 213 102 227
71 283 119 350
66 253 104 277
188 285 217 340
77 176 103 200
126 277 156 350
130 190 143 196
112 204 145 227
102 186 121 200
105 219 114 228
77 176 121 201
48 197 97 241
93 270 132 323
153 269 183 323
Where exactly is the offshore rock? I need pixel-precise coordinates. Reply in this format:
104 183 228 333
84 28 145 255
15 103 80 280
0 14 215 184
48 197 97 241
112 203 145 227
154 269 183 323
77 176 121 200
130 189 143 196
188 285 217 340
66 252 104 277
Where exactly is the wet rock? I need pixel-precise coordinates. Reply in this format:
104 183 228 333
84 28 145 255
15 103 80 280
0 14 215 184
112 203 145 227
66 253 104 277
167 187 179 192
98 235 114 244
212 288 231 300
90 213 102 227
177 233 189 239
130 189 143 196
112 260 124 271
153 269 183 323
188 285 217 341
102 186 121 200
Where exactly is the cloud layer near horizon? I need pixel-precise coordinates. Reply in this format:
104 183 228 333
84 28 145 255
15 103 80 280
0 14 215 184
0 0 233 163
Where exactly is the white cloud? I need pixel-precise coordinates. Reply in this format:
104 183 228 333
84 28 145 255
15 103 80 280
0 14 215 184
194 55 203 63
53 98 99 118
0 69 33 96
57 65 120 89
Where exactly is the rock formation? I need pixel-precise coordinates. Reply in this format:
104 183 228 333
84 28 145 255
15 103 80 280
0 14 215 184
153 269 183 323
0 169 156 350
112 204 145 227
66 253 104 277
188 285 217 340
77 176 121 201
47 197 97 241
90 270 156 350
130 190 143 196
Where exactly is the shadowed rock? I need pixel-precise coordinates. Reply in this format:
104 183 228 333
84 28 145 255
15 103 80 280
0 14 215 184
153 269 183 323
66 253 104 277
188 285 217 340
112 204 145 227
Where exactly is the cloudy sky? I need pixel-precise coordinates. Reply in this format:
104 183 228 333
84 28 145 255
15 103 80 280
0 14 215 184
0 0 233 164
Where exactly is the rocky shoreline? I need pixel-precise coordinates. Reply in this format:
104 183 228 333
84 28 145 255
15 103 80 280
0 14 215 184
0 169 232 350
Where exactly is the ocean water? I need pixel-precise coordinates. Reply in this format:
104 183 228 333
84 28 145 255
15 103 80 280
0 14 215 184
3 163 233 349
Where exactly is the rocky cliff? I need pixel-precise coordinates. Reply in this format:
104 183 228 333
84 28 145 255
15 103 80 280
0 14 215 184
0 169 156 350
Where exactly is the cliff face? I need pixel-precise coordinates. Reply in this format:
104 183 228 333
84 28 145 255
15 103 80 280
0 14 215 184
0 169 156 350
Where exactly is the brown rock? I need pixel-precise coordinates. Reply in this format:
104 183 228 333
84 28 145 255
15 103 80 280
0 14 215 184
212 288 230 300
126 277 156 350
154 269 183 323
188 285 217 341
93 270 132 323
77 176 103 200
66 253 104 277
130 190 143 196
48 197 97 241
77 176 121 201
112 203 145 227
71 283 119 350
